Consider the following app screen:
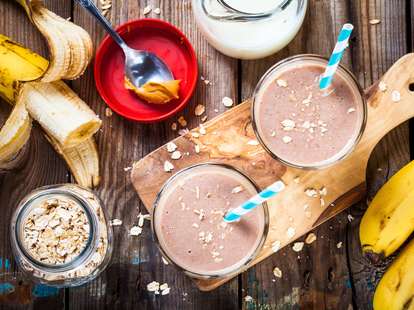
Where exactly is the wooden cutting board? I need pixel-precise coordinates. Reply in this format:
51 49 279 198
131 53 414 291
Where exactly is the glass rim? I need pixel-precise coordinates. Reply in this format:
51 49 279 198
251 54 367 170
202 0 302 21
151 162 269 279
10 184 101 272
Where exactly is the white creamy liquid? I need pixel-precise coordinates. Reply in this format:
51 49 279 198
192 0 307 59
224 0 284 14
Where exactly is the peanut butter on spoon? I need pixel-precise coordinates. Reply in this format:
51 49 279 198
125 78 180 104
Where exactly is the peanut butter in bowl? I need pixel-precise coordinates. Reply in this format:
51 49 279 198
124 78 181 104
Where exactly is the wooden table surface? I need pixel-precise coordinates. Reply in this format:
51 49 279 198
0 0 413 309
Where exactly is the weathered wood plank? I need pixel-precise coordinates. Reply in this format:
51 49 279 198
239 1 355 308
0 1 71 309
347 0 410 309
240 0 410 309
70 0 239 309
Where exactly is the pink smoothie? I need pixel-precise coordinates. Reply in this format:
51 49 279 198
153 164 267 277
254 59 365 167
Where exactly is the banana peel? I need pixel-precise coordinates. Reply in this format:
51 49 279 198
360 161 414 261
46 135 100 189
15 0 93 82
0 33 100 188
373 238 414 310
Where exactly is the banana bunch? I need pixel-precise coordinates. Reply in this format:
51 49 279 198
359 161 414 309
0 33 100 187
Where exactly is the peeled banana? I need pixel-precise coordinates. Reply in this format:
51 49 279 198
21 81 101 148
373 238 414 310
15 0 93 82
360 161 414 260
0 34 100 188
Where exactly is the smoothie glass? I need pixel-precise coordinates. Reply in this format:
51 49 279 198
252 54 367 169
152 163 269 279
192 0 308 59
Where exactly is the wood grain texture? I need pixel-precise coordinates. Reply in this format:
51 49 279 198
132 52 414 293
347 1 411 309
0 1 71 309
0 0 412 309
70 0 239 309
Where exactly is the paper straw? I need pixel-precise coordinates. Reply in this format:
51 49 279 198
224 180 285 223
319 23 354 90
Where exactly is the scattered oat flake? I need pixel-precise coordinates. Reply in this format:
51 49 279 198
337 241 343 249
247 140 259 146
222 96 233 107
305 233 317 244
161 287 170 295
378 81 387 92
201 115 208 122
147 281 159 292
282 136 292 144
178 116 187 127
272 240 281 252
143 5 152 15
171 151 182 160
105 107 113 117
347 108 356 114
161 257 169 265
154 7 161 14
166 142 177 153
391 90 401 102
164 160 174 172
271 131 276 137
347 214 355 222
195 104 205 116
244 295 253 302
123 166 132 172
287 227 296 239
292 242 304 252
281 119 295 130
195 144 200 153
319 187 327 196
199 124 207 135
232 186 244 194
171 122 177 131
130 226 142 236
305 188 318 198
369 19 381 25
110 219 122 226
273 267 282 278
276 79 288 87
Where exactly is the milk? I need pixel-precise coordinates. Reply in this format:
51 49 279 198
223 0 284 14
192 0 307 59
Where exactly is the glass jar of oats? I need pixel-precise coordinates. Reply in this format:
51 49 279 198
10 184 113 287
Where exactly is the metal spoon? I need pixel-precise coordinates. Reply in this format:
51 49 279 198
76 0 174 88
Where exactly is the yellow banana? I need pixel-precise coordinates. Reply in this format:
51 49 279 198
360 161 414 260
373 239 414 310
20 81 102 148
0 34 100 187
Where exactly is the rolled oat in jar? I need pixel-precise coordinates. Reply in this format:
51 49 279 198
10 184 113 287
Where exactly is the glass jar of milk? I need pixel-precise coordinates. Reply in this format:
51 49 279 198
192 0 308 59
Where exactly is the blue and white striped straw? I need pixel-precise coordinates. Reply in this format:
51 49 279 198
224 180 285 223
319 23 354 90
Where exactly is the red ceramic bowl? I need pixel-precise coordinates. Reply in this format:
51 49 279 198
94 19 198 122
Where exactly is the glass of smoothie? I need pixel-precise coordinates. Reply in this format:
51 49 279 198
252 54 367 169
152 163 269 279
